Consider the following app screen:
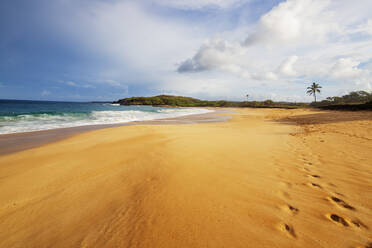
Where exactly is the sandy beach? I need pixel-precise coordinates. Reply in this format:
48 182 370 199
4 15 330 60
0 108 371 248
0 109 229 156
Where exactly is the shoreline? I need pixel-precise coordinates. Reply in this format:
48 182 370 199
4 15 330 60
0 108 371 247
0 108 231 156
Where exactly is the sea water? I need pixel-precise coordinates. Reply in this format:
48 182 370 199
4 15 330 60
0 100 212 134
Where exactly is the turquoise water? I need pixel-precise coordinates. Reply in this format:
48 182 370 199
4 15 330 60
0 100 212 134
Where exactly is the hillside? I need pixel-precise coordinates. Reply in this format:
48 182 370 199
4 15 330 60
115 95 204 107
114 95 306 108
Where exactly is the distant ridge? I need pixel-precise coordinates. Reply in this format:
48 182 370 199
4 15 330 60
114 95 306 108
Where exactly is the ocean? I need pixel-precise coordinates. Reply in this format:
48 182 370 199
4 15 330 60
0 100 212 134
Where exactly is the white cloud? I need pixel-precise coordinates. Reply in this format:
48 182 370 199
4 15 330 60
277 56 298 76
330 58 362 79
159 72 309 101
177 39 246 73
328 58 372 91
82 84 95 89
66 81 77 86
150 0 247 10
159 73 249 99
65 1 203 72
244 0 338 46
47 0 372 101
352 19 372 36
103 80 119 87
177 0 341 78
65 81 96 89
251 71 278 81
41 90 51 96
175 0 372 101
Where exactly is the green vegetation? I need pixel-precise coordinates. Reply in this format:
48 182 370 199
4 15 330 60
306 82 322 102
114 90 372 111
114 95 307 109
314 91 372 105
115 95 203 107
303 82 372 110
311 91 372 111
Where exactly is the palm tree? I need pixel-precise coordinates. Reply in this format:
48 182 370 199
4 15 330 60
246 94 249 101
307 82 322 102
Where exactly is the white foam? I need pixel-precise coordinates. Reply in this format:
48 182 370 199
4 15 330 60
0 108 213 134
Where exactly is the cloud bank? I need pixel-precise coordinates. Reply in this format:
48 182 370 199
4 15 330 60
1 0 372 101
176 0 372 100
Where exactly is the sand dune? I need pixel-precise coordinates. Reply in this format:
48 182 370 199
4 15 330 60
0 109 371 248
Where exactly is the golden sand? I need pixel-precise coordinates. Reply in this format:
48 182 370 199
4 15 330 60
0 108 371 248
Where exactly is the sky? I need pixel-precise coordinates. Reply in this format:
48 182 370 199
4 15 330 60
0 0 372 102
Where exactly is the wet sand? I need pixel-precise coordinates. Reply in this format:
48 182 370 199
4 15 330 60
0 108 371 248
0 109 230 156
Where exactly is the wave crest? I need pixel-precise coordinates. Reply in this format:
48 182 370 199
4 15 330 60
0 108 212 134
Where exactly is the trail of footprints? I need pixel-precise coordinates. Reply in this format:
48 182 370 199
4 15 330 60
275 144 319 239
327 196 355 210
275 139 369 246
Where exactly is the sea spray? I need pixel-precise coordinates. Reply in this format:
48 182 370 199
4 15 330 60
0 100 212 134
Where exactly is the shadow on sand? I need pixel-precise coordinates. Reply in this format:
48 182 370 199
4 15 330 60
276 109 372 125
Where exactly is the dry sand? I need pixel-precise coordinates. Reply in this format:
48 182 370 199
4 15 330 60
0 108 371 248
0 110 229 156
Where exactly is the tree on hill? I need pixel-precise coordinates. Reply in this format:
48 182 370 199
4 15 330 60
307 82 322 102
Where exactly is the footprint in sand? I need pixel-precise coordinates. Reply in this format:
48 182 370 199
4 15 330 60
301 159 313 166
309 174 321 178
326 214 368 230
327 196 355 210
280 204 299 215
350 219 369 230
278 223 297 238
327 214 349 227
307 182 323 189
328 182 337 187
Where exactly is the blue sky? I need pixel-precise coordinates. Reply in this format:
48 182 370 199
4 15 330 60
1 0 372 102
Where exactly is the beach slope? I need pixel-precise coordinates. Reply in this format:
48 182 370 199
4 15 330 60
0 109 371 248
